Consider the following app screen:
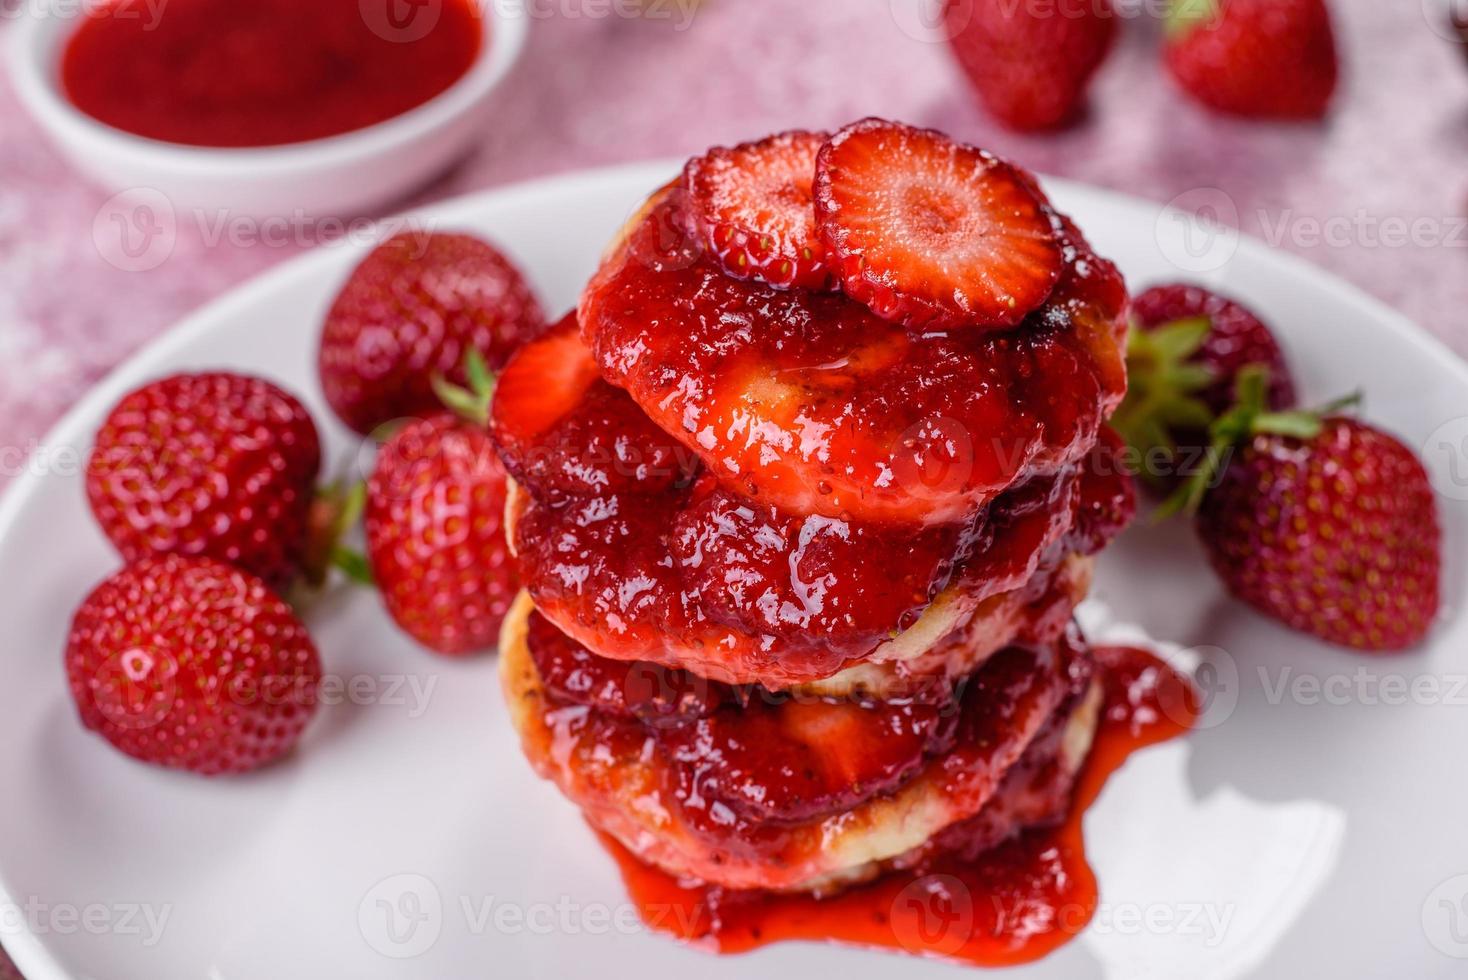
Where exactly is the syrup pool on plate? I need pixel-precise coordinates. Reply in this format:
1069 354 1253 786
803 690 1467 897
600 645 1199 967
60 0 484 147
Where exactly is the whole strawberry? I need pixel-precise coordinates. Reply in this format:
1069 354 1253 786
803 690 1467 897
65 555 323 774
86 372 321 587
365 355 515 655
944 0 1117 131
1115 283 1296 488
1131 283 1295 416
1165 0 1338 119
319 231 545 435
1187 377 1440 651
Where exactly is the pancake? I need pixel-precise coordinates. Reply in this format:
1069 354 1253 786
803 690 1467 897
500 592 1100 895
577 187 1127 527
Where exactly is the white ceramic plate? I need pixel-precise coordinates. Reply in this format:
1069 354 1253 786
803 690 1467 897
1 163 1465 980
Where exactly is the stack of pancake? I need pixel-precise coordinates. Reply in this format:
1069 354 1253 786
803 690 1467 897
494 122 1134 899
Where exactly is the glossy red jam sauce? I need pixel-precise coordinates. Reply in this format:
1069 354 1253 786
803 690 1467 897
61 0 484 147
577 191 1128 526
512 466 1080 686
526 612 1084 872
494 314 1136 688
597 645 1197 967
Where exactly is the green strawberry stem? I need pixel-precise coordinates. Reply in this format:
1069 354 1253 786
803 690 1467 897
302 479 371 589
1157 365 1362 518
1111 315 1218 488
330 547 375 587
431 348 495 429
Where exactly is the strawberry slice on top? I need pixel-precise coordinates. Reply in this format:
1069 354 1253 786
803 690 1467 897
682 129 833 290
813 118 1063 330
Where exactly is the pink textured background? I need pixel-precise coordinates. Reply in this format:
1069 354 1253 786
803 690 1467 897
0 0 1466 973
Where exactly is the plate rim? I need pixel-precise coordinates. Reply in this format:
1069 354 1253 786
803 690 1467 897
2 159 1466 980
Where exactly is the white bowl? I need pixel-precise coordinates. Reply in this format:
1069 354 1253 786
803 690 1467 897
7 0 528 217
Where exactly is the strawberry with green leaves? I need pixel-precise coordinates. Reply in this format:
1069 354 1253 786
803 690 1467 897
1114 284 1295 489
1171 368 1441 652
364 351 517 656
1164 0 1338 119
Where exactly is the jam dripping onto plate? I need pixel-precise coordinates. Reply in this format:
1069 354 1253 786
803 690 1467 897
597 645 1198 967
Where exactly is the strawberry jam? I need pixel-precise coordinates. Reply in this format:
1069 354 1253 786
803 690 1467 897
578 191 1127 526
521 611 1088 881
494 318 697 500
61 0 483 147
512 467 1083 687
597 644 1197 966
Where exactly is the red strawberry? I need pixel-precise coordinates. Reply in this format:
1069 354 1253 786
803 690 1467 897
813 118 1063 330
491 314 693 498
1164 0 1338 119
1115 284 1296 487
682 130 833 290
319 231 545 435
86 372 321 587
944 0 1118 131
1131 283 1295 416
365 359 515 655
1182 373 1440 651
65 555 322 775
488 314 602 480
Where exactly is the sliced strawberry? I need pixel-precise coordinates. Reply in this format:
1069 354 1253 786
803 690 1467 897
489 313 603 478
814 118 1063 330
683 130 833 290
490 312 693 498
657 693 956 823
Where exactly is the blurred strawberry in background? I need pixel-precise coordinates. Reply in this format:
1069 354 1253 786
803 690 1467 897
944 0 1118 131
1164 0 1338 118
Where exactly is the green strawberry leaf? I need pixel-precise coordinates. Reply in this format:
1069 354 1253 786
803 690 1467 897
1147 316 1213 362
1166 0 1220 38
431 348 497 429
